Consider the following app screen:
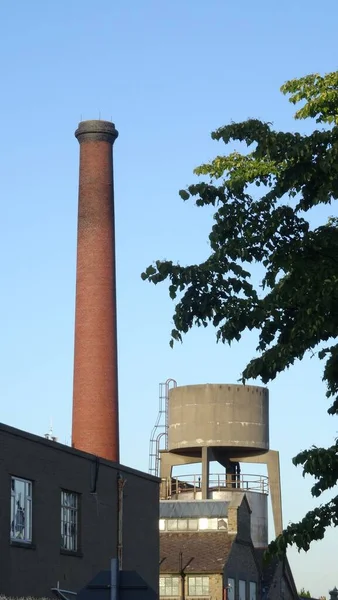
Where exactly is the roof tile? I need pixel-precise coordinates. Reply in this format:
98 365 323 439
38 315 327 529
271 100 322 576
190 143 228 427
160 532 236 574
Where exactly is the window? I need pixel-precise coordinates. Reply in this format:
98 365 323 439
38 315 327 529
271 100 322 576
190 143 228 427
188 576 209 596
249 582 257 600
188 518 198 530
177 519 188 530
160 576 180 597
239 580 246 600
10 477 32 543
61 491 79 552
161 518 227 532
227 579 235 600
198 518 208 530
198 518 217 530
167 519 178 531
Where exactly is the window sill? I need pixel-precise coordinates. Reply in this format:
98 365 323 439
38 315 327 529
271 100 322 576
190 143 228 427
10 540 35 550
60 548 83 558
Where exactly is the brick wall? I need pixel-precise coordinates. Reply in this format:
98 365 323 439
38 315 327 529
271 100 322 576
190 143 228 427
208 574 223 600
228 498 251 543
228 506 238 535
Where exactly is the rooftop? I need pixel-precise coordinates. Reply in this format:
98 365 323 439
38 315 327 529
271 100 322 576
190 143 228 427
160 500 229 519
160 532 236 574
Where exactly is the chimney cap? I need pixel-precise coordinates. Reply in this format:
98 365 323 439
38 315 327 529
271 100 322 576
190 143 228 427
75 120 118 144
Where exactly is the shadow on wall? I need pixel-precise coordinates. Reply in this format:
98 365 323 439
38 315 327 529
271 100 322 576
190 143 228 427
77 570 158 600
0 568 158 600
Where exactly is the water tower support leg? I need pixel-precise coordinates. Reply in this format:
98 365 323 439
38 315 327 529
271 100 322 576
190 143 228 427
265 450 283 536
230 449 283 537
202 447 213 499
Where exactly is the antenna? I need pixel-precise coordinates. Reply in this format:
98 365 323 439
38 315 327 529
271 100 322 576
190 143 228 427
44 418 58 442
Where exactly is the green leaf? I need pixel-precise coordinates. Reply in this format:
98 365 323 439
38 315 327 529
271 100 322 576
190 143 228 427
179 189 190 201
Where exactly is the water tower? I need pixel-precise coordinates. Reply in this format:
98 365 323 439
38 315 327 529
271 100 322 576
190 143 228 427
150 382 283 547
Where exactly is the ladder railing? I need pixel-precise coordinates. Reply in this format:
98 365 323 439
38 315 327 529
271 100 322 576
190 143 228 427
148 378 177 476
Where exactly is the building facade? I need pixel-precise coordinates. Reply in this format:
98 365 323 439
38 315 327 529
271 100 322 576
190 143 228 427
159 495 298 600
0 423 159 598
149 381 299 600
160 497 261 600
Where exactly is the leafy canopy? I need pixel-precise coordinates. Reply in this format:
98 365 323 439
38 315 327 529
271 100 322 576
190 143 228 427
299 589 312 598
141 71 338 556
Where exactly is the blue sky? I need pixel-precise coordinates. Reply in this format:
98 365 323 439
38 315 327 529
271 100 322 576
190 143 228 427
1 0 337 595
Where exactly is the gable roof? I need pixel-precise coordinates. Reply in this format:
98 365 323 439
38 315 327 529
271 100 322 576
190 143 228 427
255 549 298 600
160 532 236 574
228 493 252 514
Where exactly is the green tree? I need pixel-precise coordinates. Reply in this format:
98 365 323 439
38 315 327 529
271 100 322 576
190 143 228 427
142 70 338 556
299 589 312 598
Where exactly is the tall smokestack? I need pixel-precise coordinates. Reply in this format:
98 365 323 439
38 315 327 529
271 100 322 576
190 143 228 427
72 120 119 463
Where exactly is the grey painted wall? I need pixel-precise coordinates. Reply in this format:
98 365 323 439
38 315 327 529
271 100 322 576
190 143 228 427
0 423 159 598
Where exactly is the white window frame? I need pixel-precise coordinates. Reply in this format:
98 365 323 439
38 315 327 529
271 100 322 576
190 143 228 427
160 576 180 597
161 518 228 532
249 582 257 600
227 578 235 600
188 576 210 596
239 580 246 600
10 476 32 543
61 490 79 552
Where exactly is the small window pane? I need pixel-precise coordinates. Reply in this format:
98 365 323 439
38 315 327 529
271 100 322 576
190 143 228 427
197 518 218 531
167 519 178 531
188 519 198 530
188 576 209 596
227 579 235 600
172 578 180 595
177 519 188 530
207 518 217 530
61 490 79 552
159 519 165 530
10 477 32 543
198 518 208 530
239 580 246 600
249 582 257 600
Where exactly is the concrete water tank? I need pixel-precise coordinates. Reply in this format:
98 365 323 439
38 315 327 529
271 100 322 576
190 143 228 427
168 384 269 464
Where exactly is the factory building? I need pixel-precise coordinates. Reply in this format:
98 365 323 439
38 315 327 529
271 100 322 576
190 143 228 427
0 422 158 598
0 121 159 598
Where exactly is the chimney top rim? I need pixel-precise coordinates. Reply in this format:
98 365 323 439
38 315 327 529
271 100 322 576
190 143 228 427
75 120 118 143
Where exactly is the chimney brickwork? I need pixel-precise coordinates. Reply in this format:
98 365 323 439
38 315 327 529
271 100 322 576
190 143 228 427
72 120 120 463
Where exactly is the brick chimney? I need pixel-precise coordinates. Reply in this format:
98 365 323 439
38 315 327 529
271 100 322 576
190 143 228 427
72 120 119 463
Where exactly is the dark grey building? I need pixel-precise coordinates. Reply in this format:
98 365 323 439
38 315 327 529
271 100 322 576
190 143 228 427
0 422 159 598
